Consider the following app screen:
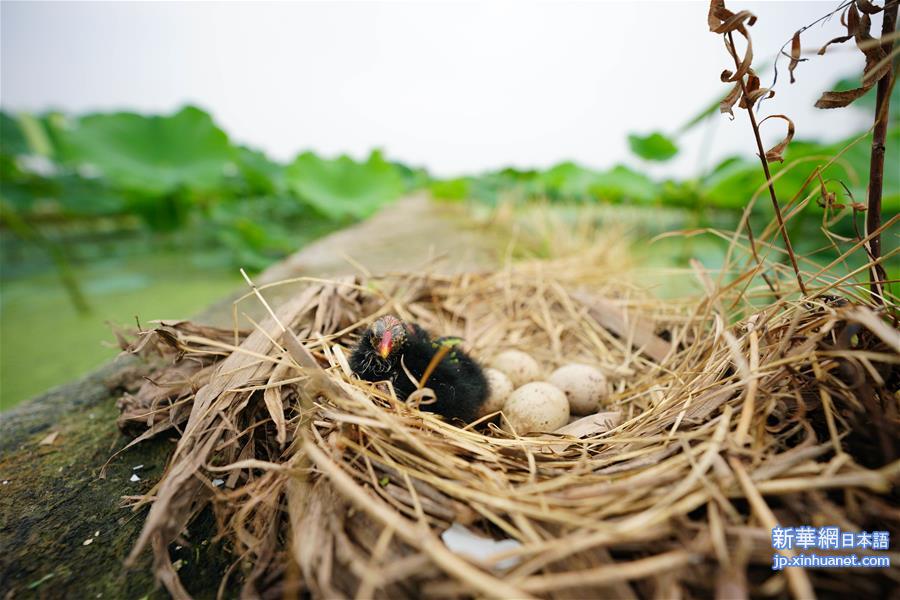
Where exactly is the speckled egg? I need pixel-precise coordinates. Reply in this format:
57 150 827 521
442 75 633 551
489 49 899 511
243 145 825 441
548 364 608 415
502 382 569 434
490 350 541 388
480 368 514 416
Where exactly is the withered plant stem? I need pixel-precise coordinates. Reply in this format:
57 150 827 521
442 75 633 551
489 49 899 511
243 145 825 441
866 1 898 304
726 31 808 297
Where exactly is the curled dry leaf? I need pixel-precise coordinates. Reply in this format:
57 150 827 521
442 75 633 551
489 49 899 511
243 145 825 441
815 3 890 109
817 34 852 56
759 114 795 163
856 0 883 15
787 30 806 83
816 88 871 109
708 0 757 34
739 73 774 109
720 81 743 117
719 25 754 84
817 176 840 210
709 0 775 117
710 0 757 86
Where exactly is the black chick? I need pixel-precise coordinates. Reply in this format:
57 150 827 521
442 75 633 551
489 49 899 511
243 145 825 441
349 315 488 423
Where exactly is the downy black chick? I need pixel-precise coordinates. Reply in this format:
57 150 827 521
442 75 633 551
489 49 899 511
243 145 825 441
349 315 488 423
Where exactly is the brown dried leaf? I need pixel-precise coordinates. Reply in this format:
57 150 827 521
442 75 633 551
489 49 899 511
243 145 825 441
710 0 767 119
710 0 756 85
856 0 883 15
759 114 794 162
788 31 805 83
739 72 774 109
263 354 291 446
849 4 861 36
720 81 742 117
708 0 757 34
815 4 889 109
573 293 673 363
815 87 872 109
817 178 838 209
817 34 852 55
541 410 622 452
719 27 754 83
554 411 623 438
707 0 725 30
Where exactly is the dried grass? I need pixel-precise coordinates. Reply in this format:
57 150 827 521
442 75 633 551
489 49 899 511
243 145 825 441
116 214 899 599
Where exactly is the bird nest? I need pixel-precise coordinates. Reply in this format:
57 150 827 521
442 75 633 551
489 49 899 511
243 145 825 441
116 233 899 599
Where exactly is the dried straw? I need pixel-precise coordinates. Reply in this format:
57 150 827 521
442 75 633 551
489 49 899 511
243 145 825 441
117 215 899 599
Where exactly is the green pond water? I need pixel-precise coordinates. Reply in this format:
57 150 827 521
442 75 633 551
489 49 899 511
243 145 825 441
1 251 241 410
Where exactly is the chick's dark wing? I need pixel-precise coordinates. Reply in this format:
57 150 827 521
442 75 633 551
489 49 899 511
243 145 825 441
414 342 488 423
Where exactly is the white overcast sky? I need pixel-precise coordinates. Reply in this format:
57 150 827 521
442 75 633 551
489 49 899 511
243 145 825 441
0 1 875 178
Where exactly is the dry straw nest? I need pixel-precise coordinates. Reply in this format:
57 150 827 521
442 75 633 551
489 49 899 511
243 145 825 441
116 229 899 599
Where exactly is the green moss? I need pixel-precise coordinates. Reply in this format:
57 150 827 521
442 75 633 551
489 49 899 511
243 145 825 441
0 394 230 598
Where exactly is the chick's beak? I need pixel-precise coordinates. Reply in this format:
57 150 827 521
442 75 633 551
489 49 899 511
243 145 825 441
377 331 393 359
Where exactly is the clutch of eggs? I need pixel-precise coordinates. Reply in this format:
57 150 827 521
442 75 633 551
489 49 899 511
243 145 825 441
487 351 609 434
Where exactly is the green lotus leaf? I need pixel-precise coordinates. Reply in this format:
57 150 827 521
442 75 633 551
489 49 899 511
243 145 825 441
284 150 405 220
429 177 471 202
60 106 233 194
1 112 30 157
588 165 659 203
627 132 679 162
235 146 285 195
537 162 601 199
